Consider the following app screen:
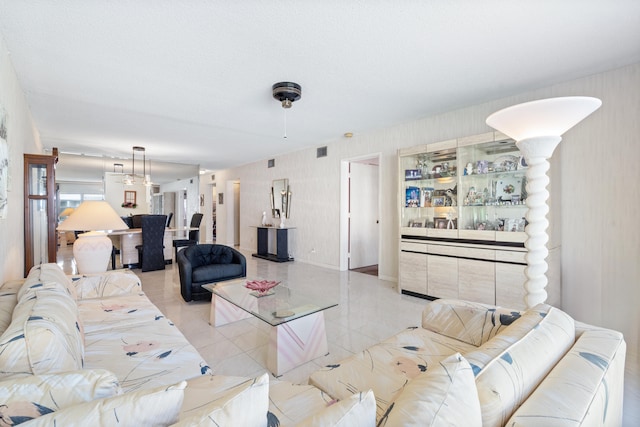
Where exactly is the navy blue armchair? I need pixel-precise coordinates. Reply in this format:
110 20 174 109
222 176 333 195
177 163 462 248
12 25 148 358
177 244 246 302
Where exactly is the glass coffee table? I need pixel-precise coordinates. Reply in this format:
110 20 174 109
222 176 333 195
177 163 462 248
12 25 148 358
202 278 337 376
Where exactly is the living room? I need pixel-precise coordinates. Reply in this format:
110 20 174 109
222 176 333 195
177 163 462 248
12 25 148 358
0 2 638 425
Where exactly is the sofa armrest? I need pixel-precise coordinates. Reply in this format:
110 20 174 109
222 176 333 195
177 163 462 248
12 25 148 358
230 248 247 276
177 250 193 302
507 328 626 426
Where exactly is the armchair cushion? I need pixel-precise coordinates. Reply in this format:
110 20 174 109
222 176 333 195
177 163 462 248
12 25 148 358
192 264 243 284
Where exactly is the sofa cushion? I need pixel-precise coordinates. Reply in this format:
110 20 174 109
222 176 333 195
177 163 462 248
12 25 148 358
422 299 522 347
22 381 186 426
174 373 268 426
472 304 575 427
71 271 142 300
297 389 376 427
507 327 626 427
192 263 243 284
0 369 121 424
77 292 169 334
267 381 336 426
0 289 84 380
0 279 22 335
21 263 77 301
463 303 552 375
83 316 208 392
380 353 482 427
309 326 475 421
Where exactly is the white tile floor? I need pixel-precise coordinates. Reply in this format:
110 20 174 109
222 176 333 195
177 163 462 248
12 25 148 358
58 245 639 425
136 252 426 385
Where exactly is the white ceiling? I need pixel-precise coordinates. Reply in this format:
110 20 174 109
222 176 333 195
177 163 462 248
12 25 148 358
1 1 639 180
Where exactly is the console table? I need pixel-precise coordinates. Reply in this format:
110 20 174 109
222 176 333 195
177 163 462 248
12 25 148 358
251 226 295 262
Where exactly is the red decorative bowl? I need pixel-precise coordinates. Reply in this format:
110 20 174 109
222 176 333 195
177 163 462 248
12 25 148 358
245 280 280 295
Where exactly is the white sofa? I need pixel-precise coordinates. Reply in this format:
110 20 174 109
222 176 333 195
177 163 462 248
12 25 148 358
309 298 626 426
1 264 626 426
0 264 376 426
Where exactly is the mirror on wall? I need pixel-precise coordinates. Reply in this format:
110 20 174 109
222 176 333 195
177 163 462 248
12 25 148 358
271 178 291 218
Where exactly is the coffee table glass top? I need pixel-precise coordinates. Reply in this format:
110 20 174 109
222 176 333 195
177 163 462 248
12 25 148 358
202 278 337 326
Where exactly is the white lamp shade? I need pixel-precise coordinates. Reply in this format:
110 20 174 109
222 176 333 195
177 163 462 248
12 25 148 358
58 201 128 232
486 96 602 141
58 207 75 218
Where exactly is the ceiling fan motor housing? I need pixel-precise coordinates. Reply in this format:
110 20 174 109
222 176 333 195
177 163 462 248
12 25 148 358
272 82 302 108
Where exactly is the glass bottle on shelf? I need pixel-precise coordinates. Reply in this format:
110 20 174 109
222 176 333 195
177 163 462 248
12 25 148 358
399 142 458 236
458 137 527 241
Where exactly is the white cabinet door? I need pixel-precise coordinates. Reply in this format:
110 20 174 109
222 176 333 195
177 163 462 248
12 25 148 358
496 263 527 310
428 255 458 299
399 251 427 294
459 258 495 305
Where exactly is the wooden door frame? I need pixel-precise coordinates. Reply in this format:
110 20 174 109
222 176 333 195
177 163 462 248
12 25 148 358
24 149 58 275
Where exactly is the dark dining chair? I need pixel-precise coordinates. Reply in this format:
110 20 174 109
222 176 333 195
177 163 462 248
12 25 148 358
131 214 145 229
165 212 174 228
136 214 167 272
172 213 204 261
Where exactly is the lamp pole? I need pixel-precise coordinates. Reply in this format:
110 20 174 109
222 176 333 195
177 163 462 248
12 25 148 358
516 135 561 307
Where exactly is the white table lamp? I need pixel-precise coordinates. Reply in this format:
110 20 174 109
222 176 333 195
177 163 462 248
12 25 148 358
58 201 129 274
486 96 601 308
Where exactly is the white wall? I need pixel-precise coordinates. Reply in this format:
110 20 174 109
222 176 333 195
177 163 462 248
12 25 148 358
0 33 42 283
209 64 640 358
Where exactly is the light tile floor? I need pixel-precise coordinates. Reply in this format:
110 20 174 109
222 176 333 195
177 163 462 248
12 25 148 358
137 252 426 385
58 245 639 425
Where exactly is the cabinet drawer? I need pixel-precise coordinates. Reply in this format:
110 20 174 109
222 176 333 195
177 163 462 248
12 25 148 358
457 247 495 261
496 250 526 264
427 244 458 257
400 241 428 253
458 229 495 241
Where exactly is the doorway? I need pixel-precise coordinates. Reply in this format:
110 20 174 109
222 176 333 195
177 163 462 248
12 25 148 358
211 184 217 242
340 154 380 274
224 180 240 247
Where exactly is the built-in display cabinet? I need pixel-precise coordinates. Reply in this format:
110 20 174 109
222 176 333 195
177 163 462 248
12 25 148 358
398 132 560 310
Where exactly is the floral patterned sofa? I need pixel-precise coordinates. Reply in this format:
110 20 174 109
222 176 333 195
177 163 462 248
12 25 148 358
0 264 376 426
309 299 627 426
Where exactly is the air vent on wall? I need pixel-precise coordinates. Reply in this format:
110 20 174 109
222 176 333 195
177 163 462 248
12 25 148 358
268 159 275 168
317 146 328 158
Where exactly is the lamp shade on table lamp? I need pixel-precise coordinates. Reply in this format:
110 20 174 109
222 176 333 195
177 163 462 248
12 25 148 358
58 201 128 274
486 96 601 308
58 207 75 218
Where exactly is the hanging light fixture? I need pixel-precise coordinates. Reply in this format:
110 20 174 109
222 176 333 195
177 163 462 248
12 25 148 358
123 146 151 185
272 82 302 138
143 154 153 187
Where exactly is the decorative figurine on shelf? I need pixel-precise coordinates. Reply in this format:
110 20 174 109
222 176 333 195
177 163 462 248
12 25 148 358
446 210 456 230
261 211 267 226
476 160 489 174
444 185 457 206
465 162 473 175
